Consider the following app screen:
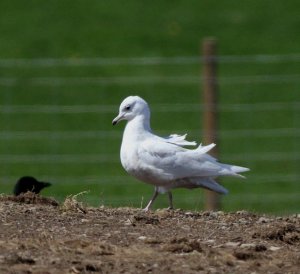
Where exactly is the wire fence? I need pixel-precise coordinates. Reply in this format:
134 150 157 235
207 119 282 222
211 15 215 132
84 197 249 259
0 53 299 212
1 74 300 86
1 53 300 67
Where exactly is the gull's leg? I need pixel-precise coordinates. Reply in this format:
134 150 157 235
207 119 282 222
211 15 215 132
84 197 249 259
167 191 174 210
143 187 159 212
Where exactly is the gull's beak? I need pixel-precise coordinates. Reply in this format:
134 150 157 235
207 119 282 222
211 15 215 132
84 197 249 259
112 113 124 125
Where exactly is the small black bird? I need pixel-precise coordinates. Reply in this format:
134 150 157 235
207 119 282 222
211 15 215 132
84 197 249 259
13 176 52 196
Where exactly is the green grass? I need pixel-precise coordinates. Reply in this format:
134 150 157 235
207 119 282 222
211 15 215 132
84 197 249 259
0 0 299 214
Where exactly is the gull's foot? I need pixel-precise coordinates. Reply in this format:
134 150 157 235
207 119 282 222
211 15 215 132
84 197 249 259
142 206 151 212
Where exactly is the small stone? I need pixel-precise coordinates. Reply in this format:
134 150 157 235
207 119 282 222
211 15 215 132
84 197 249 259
269 246 281 251
182 225 191 231
240 243 256 248
209 212 219 218
124 219 134 226
257 217 270 224
138 236 147 241
155 209 170 217
239 218 248 224
236 210 249 215
225 242 240 247
127 232 140 236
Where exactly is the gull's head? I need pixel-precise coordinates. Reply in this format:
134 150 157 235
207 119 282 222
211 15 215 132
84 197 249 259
112 96 149 125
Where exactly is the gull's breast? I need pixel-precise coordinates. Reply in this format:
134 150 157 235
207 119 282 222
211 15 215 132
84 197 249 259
120 141 140 173
120 143 169 186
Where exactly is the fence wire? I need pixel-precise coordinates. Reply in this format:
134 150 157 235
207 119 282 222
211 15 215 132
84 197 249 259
0 53 300 67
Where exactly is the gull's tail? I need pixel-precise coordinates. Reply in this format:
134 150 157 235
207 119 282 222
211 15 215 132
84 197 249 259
219 163 250 178
195 143 250 178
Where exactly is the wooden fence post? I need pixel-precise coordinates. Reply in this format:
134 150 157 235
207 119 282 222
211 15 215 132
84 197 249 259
202 38 220 211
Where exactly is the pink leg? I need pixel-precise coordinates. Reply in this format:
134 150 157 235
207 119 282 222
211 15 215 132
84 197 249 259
143 188 159 211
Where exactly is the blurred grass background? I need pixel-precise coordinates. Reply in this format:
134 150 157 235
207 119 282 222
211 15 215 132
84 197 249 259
0 0 299 214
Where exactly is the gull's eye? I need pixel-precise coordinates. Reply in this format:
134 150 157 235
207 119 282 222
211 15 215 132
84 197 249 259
125 105 131 111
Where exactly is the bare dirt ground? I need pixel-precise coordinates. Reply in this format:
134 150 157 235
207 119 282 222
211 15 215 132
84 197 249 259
0 193 299 274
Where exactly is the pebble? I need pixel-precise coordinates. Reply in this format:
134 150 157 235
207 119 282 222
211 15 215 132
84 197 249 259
124 219 133 226
182 225 191 231
205 239 215 244
236 210 249 215
138 236 147 241
127 232 140 236
225 242 240 247
238 218 248 224
209 212 219 219
257 217 270 224
269 246 281 251
240 243 256 248
207 211 224 217
24 207 37 213
155 209 170 217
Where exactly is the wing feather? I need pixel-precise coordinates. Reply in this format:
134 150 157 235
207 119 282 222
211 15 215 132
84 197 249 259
138 138 245 183
164 133 197 147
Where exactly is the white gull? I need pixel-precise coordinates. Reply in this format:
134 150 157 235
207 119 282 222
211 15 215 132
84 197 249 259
112 96 249 211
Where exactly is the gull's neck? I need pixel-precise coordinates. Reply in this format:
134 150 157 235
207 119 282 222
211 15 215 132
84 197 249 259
123 114 152 140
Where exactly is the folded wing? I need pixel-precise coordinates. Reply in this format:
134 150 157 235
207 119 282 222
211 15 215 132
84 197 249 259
138 138 249 184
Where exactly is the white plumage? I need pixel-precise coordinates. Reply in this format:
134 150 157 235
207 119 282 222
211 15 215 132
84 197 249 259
112 96 249 211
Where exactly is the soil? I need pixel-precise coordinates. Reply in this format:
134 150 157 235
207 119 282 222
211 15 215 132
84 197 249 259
0 193 299 274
